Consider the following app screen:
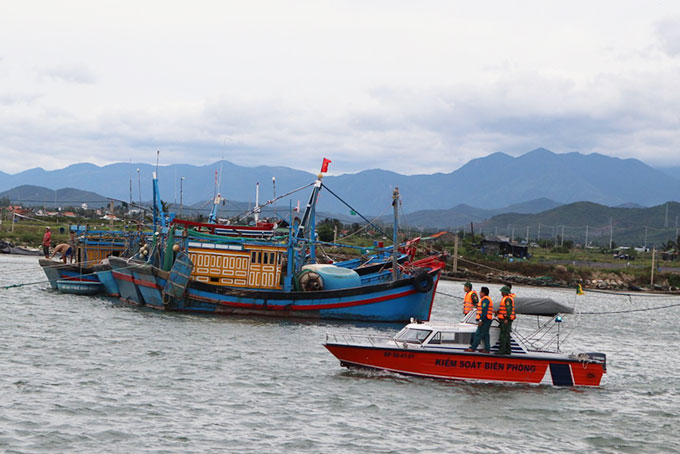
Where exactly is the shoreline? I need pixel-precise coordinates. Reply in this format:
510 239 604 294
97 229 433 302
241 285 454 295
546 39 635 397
440 272 680 296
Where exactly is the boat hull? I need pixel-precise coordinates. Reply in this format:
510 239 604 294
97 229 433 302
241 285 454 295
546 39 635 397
108 257 442 322
56 279 104 295
39 259 119 296
324 344 605 387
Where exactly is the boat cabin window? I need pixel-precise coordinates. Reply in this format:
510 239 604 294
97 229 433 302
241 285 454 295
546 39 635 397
395 328 432 344
250 251 279 265
427 332 459 345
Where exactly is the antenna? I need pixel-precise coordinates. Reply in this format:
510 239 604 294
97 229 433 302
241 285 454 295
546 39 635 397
272 177 277 219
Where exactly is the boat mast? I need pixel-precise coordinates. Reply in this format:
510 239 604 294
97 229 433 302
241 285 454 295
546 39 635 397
392 187 399 281
152 171 166 229
208 170 220 224
254 182 260 224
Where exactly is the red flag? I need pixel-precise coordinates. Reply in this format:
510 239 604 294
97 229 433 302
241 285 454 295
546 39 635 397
320 158 332 173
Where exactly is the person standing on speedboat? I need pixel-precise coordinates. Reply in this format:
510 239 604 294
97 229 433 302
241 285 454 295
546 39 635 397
466 286 493 353
462 282 478 315
496 286 516 355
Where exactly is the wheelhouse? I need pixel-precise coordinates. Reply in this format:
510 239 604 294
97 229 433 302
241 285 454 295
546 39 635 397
187 239 286 290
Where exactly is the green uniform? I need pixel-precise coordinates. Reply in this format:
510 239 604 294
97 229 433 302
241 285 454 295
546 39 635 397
496 297 514 355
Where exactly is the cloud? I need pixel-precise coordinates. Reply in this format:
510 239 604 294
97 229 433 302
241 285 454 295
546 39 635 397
0 93 42 105
2 64 680 176
38 64 97 84
655 17 680 56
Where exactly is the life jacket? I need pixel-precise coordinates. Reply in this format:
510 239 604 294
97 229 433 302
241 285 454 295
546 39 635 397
475 296 493 321
463 290 478 314
497 295 516 321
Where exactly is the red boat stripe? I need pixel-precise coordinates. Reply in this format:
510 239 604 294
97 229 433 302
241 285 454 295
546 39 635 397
112 271 134 282
133 277 162 290
190 288 418 311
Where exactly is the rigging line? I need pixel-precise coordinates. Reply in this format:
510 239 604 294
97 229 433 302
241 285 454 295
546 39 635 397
578 287 680 298
337 204 392 241
436 290 464 300
320 183 389 238
456 257 515 274
578 302 680 314
232 182 315 221
0 258 158 291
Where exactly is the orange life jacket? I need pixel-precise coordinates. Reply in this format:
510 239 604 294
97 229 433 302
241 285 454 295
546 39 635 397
475 296 493 321
463 290 478 314
497 295 516 321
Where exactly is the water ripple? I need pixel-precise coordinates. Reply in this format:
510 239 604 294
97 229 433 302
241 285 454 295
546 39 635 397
1 256 679 453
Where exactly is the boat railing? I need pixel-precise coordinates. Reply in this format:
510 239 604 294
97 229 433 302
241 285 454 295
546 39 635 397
325 332 394 347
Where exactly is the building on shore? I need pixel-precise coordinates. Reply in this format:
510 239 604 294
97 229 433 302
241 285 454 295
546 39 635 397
480 236 529 259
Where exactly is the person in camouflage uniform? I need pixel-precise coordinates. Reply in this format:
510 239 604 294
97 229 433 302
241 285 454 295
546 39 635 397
496 286 516 355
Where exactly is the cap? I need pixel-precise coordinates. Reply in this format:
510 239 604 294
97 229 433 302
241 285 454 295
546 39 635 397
500 286 511 294
45 226 50 230
463 282 472 288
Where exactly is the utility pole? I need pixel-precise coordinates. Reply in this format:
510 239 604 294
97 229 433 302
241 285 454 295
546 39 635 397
554 226 558 247
137 168 141 204
511 227 515 242
609 217 613 250
537 224 541 241
561 225 565 246
180 177 184 218
526 226 529 243
650 247 656 289
644 226 648 249
585 225 589 249
453 234 459 275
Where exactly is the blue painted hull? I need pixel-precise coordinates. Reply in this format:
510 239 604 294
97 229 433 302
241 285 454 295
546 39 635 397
56 280 104 295
109 259 144 305
39 259 119 296
108 257 442 323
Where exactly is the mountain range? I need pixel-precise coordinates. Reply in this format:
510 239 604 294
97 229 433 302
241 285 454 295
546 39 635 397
479 201 680 248
1 148 679 220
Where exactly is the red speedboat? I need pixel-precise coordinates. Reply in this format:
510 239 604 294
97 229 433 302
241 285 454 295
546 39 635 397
324 298 606 387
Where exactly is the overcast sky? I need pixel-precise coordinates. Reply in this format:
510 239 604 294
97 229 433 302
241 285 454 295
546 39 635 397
1 1 679 175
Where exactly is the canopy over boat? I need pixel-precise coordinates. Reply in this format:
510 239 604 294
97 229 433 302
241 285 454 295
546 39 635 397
514 297 574 316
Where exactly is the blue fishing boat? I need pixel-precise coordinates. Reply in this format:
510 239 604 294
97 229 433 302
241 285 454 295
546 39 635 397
109 166 447 322
40 226 149 296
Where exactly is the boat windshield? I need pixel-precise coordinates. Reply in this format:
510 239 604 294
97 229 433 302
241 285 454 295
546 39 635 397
394 328 432 344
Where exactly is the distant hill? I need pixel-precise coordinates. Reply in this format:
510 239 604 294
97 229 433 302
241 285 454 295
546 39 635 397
381 198 562 230
481 201 680 248
0 185 112 208
657 166 680 180
0 148 678 215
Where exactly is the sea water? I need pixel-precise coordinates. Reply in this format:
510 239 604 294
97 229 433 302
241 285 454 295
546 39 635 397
0 255 678 453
